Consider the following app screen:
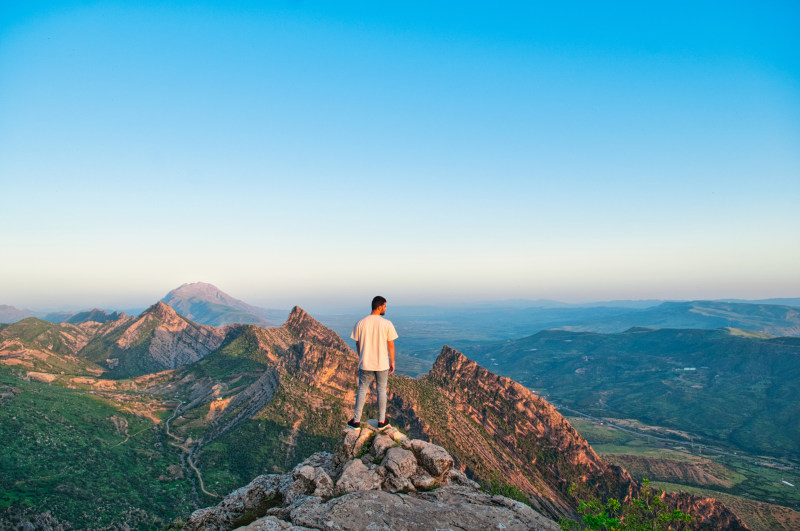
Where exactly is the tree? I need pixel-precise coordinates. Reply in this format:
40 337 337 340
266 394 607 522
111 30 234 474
562 480 693 531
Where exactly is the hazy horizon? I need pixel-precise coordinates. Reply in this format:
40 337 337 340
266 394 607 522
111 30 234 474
3 280 799 316
2 2 798 310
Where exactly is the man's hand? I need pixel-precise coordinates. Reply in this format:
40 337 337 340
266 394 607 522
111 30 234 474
389 362 395 374
388 340 396 375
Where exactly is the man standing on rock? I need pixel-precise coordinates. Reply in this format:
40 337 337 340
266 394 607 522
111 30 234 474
348 296 398 431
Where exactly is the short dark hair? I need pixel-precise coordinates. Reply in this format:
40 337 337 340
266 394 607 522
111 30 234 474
371 296 387 310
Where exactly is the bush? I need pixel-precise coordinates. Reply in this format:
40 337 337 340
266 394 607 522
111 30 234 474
562 480 693 531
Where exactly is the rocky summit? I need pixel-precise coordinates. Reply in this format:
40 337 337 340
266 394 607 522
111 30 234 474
183 421 560 531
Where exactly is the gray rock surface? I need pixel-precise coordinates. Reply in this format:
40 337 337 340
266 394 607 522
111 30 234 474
183 422 559 531
289 487 561 531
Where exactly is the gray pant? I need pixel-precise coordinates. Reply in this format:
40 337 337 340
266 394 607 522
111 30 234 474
353 369 389 423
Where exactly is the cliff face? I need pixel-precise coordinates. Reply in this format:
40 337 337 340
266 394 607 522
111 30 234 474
380 345 636 520
663 491 749 531
279 306 359 396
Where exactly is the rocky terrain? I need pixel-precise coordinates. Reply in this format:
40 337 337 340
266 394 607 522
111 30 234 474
0 302 753 529
184 421 560 530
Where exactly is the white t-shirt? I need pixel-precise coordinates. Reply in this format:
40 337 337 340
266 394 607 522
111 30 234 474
351 314 399 371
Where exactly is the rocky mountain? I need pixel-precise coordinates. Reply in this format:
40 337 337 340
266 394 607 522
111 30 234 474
79 301 227 377
184 422 560 530
0 303 225 379
175 311 746 528
0 304 750 529
162 282 283 327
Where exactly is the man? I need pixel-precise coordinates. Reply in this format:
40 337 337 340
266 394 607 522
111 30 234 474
348 295 398 430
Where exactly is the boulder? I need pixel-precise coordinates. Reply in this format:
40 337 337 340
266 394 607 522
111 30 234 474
416 441 454 479
333 459 382 496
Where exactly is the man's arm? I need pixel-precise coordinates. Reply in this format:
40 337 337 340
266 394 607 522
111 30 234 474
388 340 395 374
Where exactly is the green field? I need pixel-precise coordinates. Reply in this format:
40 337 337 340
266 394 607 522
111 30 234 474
566 416 800 531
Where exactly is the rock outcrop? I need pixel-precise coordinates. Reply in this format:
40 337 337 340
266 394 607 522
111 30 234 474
184 421 560 531
79 301 226 377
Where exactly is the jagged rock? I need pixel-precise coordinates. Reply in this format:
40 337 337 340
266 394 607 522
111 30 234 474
370 433 395 460
332 425 373 473
449 467 481 489
333 459 382 496
184 475 286 530
291 465 334 498
381 446 417 491
416 440 454 479
187 426 560 531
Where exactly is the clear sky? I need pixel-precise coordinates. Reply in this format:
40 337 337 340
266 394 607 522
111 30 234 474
1 1 799 311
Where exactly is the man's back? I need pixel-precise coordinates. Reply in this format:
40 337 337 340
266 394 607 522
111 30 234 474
352 314 398 371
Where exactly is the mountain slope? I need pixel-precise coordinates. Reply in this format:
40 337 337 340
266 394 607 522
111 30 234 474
79 302 226 378
162 282 281 327
464 327 800 459
0 317 126 376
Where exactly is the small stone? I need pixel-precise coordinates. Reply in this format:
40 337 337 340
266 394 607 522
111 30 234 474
411 469 438 491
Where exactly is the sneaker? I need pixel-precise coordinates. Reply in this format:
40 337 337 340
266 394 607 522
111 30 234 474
377 419 390 430
347 419 361 429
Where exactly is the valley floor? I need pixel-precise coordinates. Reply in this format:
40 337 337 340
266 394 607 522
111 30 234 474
566 415 800 531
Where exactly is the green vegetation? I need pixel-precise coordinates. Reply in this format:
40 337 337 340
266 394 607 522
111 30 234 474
0 371 193 529
195 380 343 497
465 328 800 459
561 480 692 530
480 477 532 506
567 415 800 529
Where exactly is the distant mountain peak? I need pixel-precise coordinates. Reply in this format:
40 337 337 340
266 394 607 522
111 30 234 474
66 308 126 325
161 282 274 327
167 282 233 302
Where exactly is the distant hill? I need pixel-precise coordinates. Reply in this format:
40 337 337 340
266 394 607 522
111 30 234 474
315 299 800 377
0 305 33 323
562 300 800 336
161 282 285 327
462 327 800 459
66 308 126 324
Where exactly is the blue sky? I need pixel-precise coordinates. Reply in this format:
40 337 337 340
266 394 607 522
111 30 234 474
1 1 799 311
